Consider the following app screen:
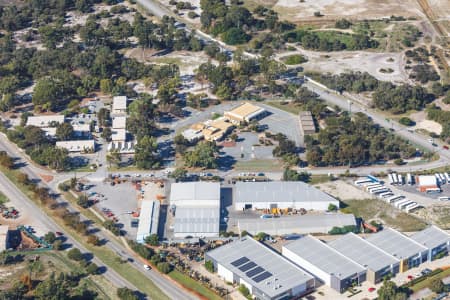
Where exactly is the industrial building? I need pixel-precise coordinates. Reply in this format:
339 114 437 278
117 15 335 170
183 118 234 143
112 96 128 114
365 228 427 272
328 233 400 283
237 213 356 236
170 182 220 238
282 235 366 293
205 237 315 300
136 201 160 243
224 102 266 124
234 181 339 211
56 140 95 153
0 225 9 252
410 225 450 261
112 116 127 129
26 115 65 127
299 111 316 135
416 175 439 192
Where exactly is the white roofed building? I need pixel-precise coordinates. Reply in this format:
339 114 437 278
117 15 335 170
234 181 339 211
410 225 450 261
56 140 95 153
26 115 65 127
112 96 127 114
170 182 220 238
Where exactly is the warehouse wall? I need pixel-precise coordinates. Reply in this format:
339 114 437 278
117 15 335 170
282 247 331 286
235 200 338 211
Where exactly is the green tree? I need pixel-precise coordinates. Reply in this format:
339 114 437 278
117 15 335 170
184 142 218 169
56 123 74 141
97 108 110 127
85 262 99 275
144 234 159 246
43 232 56 244
169 168 187 181
254 232 267 241
134 136 160 169
67 248 84 261
157 262 171 274
328 203 338 211
106 150 121 168
117 287 138 300
430 278 445 293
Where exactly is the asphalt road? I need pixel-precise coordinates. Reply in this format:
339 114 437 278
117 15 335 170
0 171 135 290
0 134 197 300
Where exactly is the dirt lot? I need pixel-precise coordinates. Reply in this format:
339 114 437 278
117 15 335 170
124 49 211 75
271 0 425 23
314 180 373 200
409 110 443 135
340 199 428 232
278 47 410 83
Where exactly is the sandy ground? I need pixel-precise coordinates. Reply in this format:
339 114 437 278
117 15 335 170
314 180 374 200
124 48 211 75
273 0 425 22
277 47 410 83
409 110 443 135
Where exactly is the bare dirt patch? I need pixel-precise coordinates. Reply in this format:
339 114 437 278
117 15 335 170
124 48 210 75
273 0 425 23
278 47 410 83
409 110 443 135
314 180 372 200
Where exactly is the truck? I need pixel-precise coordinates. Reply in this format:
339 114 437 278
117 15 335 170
388 174 394 185
378 192 394 199
397 174 403 185
369 187 389 194
392 173 399 185
386 195 405 204
354 178 372 186
406 173 412 185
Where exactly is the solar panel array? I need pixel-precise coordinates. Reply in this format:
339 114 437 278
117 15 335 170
230 256 273 282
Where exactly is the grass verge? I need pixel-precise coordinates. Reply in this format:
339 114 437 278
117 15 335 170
266 101 302 115
0 191 8 205
409 268 450 293
234 159 284 172
168 270 222 300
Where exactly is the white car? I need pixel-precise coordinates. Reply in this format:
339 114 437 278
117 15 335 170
143 264 151 270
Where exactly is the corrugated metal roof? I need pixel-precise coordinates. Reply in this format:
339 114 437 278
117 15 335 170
283 235 366 280
170 182 220 207
207 237 313 298
174 207 219 236
410 225 450 250
366 228 427 260
328 233 399 272
238 213 356 235
112 96 127 111
26 115 65 127
235 181 338 204
136 201 160 243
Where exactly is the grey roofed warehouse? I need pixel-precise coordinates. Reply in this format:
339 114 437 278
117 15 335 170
282 235 366 293
365 228 427 261
410 225 450 261
328 232 400 283
237 213 356 236
205 237 315 300
234 181 339 211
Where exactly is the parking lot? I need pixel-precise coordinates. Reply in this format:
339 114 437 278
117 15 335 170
90 180 139 238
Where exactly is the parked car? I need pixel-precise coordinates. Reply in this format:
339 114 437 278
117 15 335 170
421 268 432 276
143 264 151 270
443 145 449 150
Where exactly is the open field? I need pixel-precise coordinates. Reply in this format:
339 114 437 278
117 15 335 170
270 0 425 23
340 199 428 232
314 180 374 200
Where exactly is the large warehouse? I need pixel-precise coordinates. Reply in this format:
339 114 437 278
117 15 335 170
237 213 356 235
365 228 428 272
234 181 339 211
205 237 315 300
282 235 366 293
410 225 450 261
170 182 220 238
328 233 400 283
224 102 266 124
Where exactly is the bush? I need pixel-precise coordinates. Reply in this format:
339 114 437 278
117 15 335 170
282 54 307 65
58 182 69 192
238 284 250 297
67 248 83 261
221 28 250 45
85 262 99 275
398 117 415 126
205 260 214 272
157 262 172 274
117 287 138 300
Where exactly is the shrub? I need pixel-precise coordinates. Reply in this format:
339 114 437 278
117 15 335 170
205 260 214 272
398 117 415 126
67 248 83 261
282 54 307 65
157 262 172 274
